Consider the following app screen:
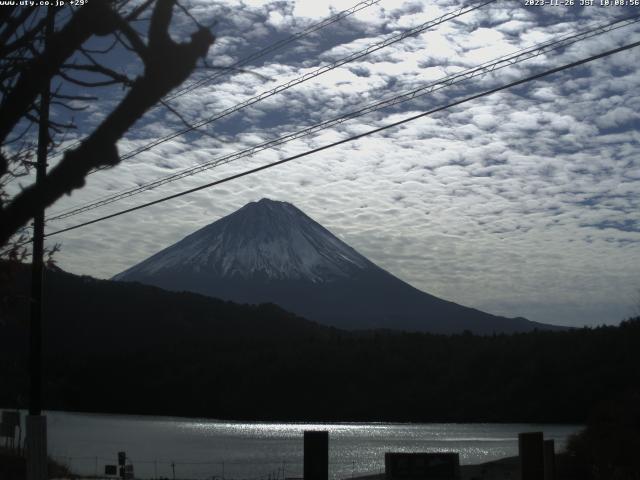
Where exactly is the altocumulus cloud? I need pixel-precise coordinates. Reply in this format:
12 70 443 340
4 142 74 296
30 0 640 327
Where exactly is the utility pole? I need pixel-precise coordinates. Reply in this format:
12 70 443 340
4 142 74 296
27 7 54 480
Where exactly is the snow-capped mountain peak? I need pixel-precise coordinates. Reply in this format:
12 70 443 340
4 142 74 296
113 198 559 334
114 198 373 283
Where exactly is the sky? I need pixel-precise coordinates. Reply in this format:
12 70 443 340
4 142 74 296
10 0 640 327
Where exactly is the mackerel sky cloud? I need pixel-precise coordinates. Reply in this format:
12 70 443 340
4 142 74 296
31 0 640 327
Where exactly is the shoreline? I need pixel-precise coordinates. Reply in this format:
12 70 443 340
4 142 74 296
1 407 585 426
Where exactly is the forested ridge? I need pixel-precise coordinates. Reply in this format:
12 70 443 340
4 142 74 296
1 263 638 423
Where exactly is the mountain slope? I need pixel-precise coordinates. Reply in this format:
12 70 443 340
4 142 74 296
1 262 330 357
114 198 559 334
115 198 373 282
2 263 634 423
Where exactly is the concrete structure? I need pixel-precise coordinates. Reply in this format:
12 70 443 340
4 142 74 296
543 439 555 480
384 452 460 480
304 430 328 480
26 415 47 480
519 432 544 480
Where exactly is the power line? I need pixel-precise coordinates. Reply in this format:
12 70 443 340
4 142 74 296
47 0 385 160
164 0 385 102
42 38 640 239
89 0 497 171
46 13 640 222
49 13 640 219
44 0 510 220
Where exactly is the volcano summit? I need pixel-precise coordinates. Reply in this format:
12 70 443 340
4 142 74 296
114 198 558 334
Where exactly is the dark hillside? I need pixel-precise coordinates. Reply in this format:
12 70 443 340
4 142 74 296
1 263 638 422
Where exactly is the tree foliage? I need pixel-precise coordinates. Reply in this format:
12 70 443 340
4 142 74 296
566 392 640 479
2 264 639 423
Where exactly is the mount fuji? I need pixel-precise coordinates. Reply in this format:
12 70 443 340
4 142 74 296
113 198 558 334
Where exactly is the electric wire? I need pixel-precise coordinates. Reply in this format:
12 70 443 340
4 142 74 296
45 0 384 160
164 0 385 102
86 0 497 172
40 38 640 240
46 0 504 219
46 13 640 222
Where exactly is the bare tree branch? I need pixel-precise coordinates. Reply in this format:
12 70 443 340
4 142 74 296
0 8 38 53
113 18 148 58
176 0 205 30
0 6 17 28
47 119 77 134
51 93 98 101
60 63 133 86
80 36 119 55
159 99 222 141
3 120 35 146
50 101 89 112
125 0 157 21
57 69 126 88
0 0 215 246
0 0 121 144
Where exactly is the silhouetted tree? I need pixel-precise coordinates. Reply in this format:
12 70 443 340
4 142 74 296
0 0 215 251
566 391 640 480
3 265 640 422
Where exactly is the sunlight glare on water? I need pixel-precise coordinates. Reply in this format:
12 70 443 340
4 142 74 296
25 410 581 479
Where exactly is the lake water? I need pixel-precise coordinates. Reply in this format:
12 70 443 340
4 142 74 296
8 410 581 479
